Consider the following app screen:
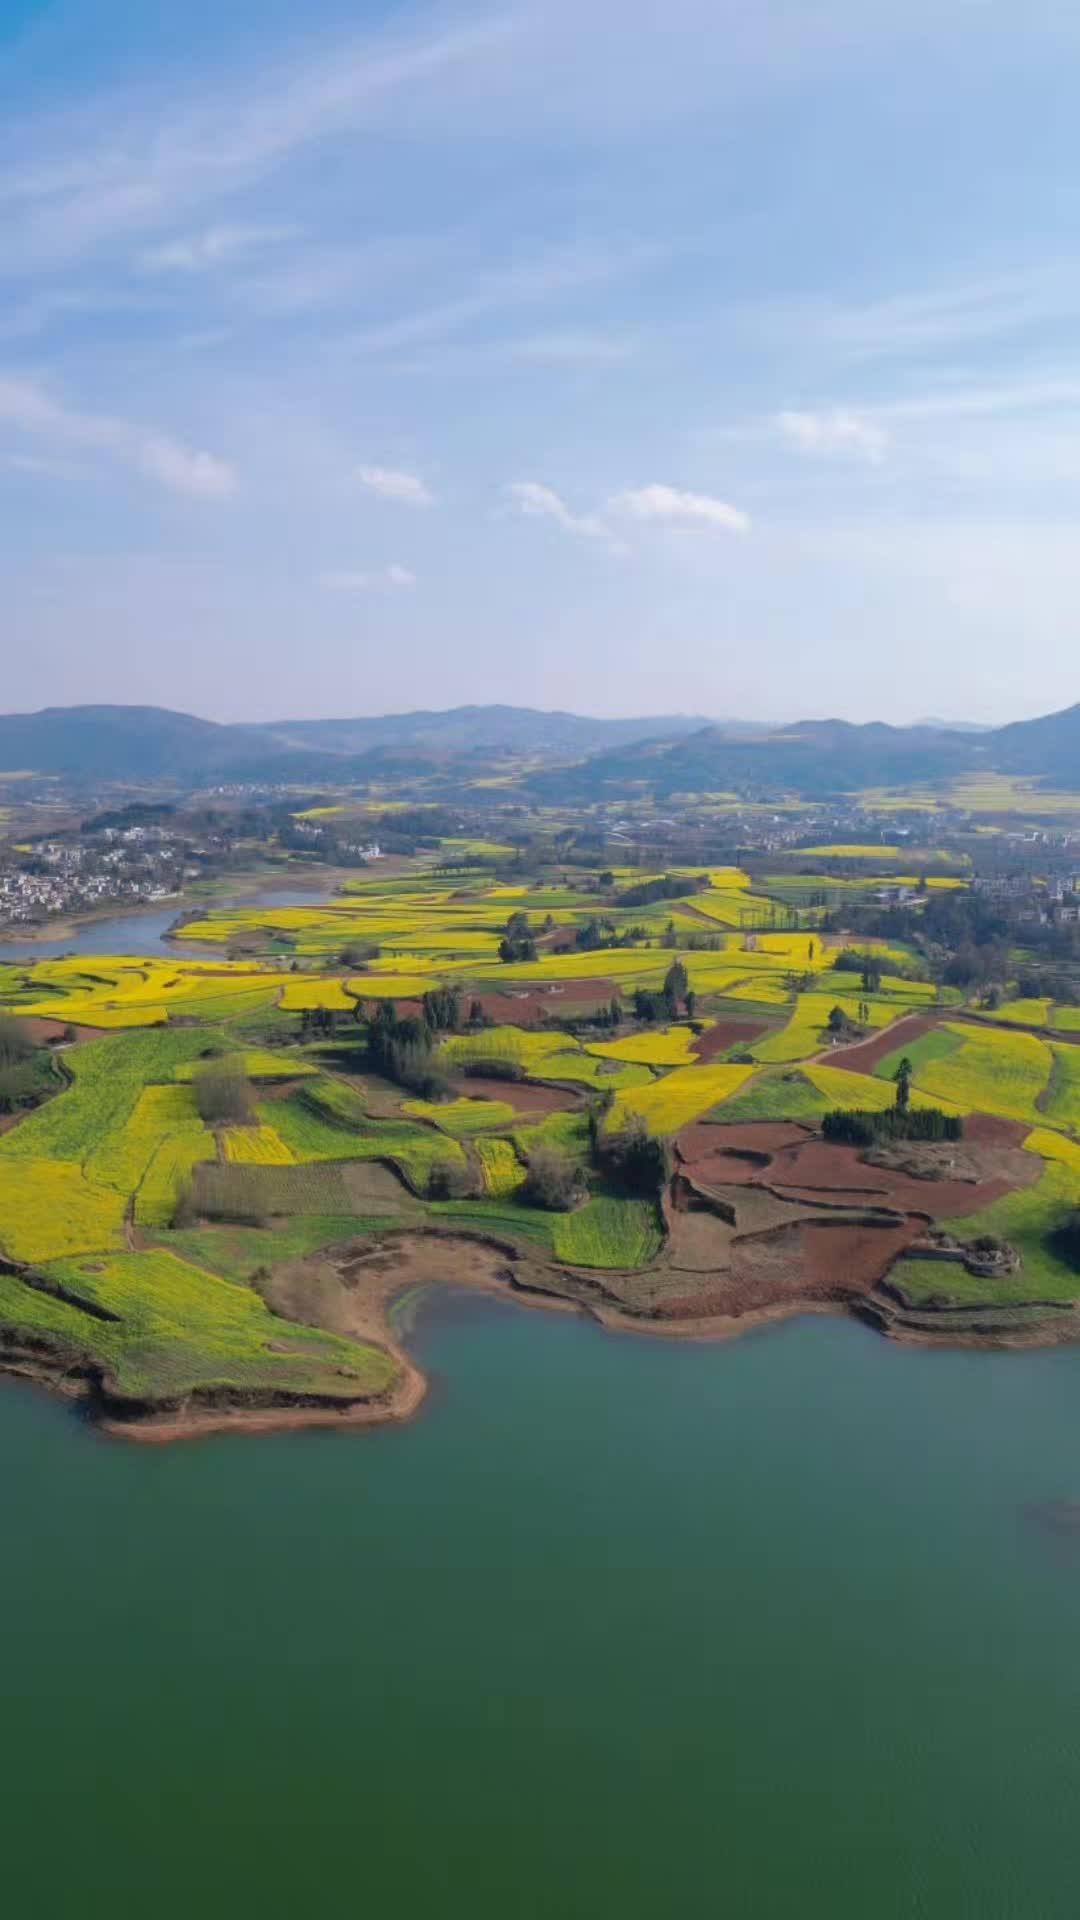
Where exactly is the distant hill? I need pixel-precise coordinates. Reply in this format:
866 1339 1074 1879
988 703 1080 783
0 699 1077 798
0 703 714 786
528 705 1080 802
256 705 717 759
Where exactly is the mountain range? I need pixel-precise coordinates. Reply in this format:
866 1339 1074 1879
0 701 1077 799
0 704 714 785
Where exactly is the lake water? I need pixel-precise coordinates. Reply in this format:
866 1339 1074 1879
0 887 336 961
3 1301 1080 1919
3 904 1079 1915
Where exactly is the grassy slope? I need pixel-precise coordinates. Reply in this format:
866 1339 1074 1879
0 1249 395 1403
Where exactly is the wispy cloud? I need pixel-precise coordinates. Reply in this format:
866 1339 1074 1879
357 464 434 507
776 408 888 463
140 224 290 273
748 269 1080 373
0 19 510 275
319 564 416 590
345 242 664 360
611 483 750 533
0 375 235 498
507 480 609 541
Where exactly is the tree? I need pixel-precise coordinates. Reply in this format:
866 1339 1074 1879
0 1015 33 1069
894 1056 914 1113
194 1068 253 1127
367 1001 448 1098
339 940 380 968
827 1005 847 1035
685 989 697 1020
422 986 461 1033
521 1146 584 1211
594 1114 671 1197
633 987 662 1023
1054 1208 1080 1269
427 1157 477 1200
663 960 689 1013
499 909 537 965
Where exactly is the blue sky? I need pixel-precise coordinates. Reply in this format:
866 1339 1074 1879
3 0 1080 725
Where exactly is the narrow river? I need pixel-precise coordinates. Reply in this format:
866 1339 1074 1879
0 885 336 960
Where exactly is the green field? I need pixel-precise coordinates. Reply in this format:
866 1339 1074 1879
872 1029 962 1082
891 1158 1080 1306
913 1024 1052 1127
0 1250 395 1402
2 851 1080 1416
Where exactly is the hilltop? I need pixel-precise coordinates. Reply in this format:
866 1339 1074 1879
0 698 1079 799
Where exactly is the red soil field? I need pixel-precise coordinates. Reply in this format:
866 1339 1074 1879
963 1112 1029 1147
678 1120 812 1162
658 1216 921 1320
797 1218 922 1291
740 1136 1036 1219
691 1019 771 1062
826 1014 936 1075
448 1075 578 1115
16 1016 98 1046
471 980 617 1026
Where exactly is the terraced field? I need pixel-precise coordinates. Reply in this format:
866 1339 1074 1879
1 854 1080 1429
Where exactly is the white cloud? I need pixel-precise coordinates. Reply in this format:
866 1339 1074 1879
0 375 235 498
140 225 289 273
357 464 434 506
611 483 750 533
507 480 609 541
776 408 888 462
319 564 415 590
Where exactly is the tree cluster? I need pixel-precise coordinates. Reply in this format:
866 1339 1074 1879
633 962 695 1024
499 911 537 964
367 1001 449 1098
521 1145 586 1212
821 1106 963 1147
832 949 884 992
194 1068 254 1127
615 873 709 908
421 986 462 1033
591 1112 672 1197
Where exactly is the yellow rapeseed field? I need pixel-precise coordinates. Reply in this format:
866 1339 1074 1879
586 1025 703 1068
610 1063 755 1133
0 1160 126 1263
914 1024 1052 1127
476 1137 525 1195
221 1126 295 1165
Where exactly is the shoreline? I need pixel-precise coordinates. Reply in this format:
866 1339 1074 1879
4 1225 1077 1445
0 863 352 951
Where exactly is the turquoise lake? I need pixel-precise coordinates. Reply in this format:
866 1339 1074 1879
3 1298 1080 1918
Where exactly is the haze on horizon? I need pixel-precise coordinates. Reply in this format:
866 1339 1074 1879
3 0 1080 729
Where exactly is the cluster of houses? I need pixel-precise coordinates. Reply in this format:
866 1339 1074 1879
0 834 186 928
